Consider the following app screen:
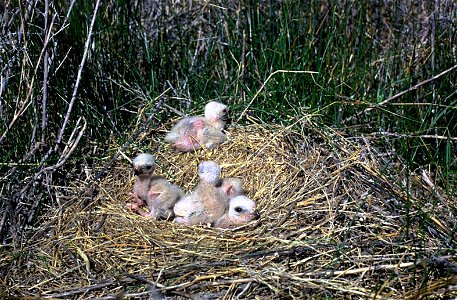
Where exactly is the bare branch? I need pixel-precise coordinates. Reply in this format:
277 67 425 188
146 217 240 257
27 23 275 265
0 0 56 145
55 0 101 148
19 117 87 196
344 64 457 123
369 131 457 141
41 0 49 143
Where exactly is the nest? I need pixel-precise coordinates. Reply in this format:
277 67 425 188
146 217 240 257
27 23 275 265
2 118 456 299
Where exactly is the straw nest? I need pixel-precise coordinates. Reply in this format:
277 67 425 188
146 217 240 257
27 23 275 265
2 117 456 299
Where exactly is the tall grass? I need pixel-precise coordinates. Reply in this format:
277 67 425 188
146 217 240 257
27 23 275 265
0 0 455 241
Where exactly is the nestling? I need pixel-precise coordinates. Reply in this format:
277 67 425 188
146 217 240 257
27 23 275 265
173 161 254 227
129 153 184 219
173 161 229 225
165 101 229 152
214 195 260 228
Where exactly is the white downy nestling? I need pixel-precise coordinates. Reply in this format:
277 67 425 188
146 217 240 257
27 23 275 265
165 101 229 152
173 161 227 225
174 161 258 227
129 153 184 219
213 195 260 228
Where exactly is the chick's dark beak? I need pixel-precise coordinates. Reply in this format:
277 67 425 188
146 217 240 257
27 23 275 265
253 211 260 220
223 116 232 128
134 169 141 176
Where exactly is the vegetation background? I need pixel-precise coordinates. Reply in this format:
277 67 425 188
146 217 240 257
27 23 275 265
0 0 456 296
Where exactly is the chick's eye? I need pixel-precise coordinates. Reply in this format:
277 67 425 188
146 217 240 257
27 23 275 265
234 207 243 213
145 165 152 170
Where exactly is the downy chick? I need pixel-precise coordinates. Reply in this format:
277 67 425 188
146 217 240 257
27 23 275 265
165 101 229 152
174 161 228 225
129 153 184 219
214 196 260 228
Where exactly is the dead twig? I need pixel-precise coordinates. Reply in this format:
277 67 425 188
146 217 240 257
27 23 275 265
19 117 87 196
369 131 457 141
55 0 101 149
344 64 457 123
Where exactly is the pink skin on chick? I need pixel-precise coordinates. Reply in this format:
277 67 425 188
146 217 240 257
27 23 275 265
165 101 229 152
218 177 245 199
128 153 183 219
213 196 260 228
129 153 155 208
